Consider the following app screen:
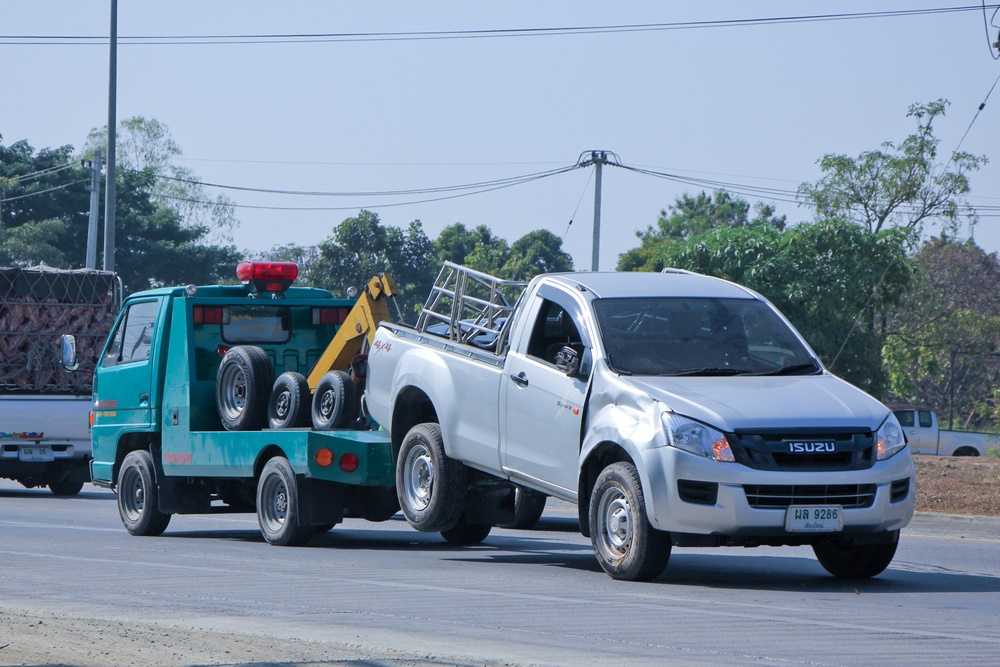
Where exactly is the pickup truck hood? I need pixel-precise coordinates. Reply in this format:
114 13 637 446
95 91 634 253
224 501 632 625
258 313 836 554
627 374 890 432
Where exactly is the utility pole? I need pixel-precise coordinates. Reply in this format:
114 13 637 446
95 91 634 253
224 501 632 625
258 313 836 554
103 0 118 272
85 150 102 269
576 150 619 271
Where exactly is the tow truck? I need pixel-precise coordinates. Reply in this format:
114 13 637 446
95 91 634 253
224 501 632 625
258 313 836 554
63 261 402 545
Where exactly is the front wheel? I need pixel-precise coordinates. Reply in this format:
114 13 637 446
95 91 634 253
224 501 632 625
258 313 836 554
441 510 491 545
396 423 467 533
49 479 85 496
117 450 171 536
589 462 671 581
812 531 899 578
257 457 312 546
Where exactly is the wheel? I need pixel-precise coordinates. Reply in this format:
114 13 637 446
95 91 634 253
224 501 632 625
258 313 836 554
268 372 311 429
953 447 979 457
257 457 313 546
589 462 671 581
395 423 467 533
216 346 274 431
497 486 547 529
441 511 492 544
812 531 899 578
117 450 171 536
352 486 400 522
311 370 356 430
49 479 85 496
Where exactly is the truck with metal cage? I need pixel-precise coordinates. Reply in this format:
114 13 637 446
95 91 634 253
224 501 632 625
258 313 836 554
0 266 121 495
365 263 917 581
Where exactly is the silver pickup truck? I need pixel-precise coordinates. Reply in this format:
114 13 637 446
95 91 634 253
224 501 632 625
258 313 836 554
365 263 915 581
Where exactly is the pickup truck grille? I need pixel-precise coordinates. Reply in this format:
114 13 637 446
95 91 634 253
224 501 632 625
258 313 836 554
743 484 877 509
727 430 876 472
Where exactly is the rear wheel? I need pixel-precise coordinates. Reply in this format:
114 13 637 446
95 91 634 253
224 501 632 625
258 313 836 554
396 423 467 533
117 450 171 536
813 531 899 578
497 486 547 529
311 370 356 430
257 457 312 546
268 372 311 429
953 447 979 457
49 479 85 496
216 346 274 431
441 511 492 544
589 462 671 581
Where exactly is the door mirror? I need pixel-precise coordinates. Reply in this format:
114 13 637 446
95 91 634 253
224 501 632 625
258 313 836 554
61 334 79 371
555 345 582 378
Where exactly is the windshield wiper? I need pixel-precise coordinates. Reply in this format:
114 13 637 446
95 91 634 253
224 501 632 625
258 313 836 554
668 367 750 377
756 361 821 376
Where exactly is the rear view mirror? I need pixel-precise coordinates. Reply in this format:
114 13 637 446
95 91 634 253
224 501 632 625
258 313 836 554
61 334 80 371
555 345 581 378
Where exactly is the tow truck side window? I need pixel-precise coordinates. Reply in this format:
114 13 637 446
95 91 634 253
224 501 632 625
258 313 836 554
103 300 158 367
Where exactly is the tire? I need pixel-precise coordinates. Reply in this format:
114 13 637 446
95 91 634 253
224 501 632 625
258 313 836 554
257 457 313 546
953 447 979 457
353 486 401 522
268 372 311 429
396 423 467 533
497 486 547 529
813 531 899 578
311 370 356 430
589 462 671 581
117 450 171 536
441 511 492 545
49 479 85 496
216 346 274 431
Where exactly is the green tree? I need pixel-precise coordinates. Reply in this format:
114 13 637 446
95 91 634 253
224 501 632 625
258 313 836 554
798 100 986 234
618 190 786 272
501 229 574 279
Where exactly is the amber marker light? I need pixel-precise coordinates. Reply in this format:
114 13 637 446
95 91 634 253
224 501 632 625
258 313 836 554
314 448 334 467
339 453 359 472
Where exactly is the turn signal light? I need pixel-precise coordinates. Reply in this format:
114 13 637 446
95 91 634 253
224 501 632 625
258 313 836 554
314 447 334 467
339 453 359 472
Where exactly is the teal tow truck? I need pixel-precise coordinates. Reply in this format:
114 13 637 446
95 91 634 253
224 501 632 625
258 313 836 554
63 261 399 546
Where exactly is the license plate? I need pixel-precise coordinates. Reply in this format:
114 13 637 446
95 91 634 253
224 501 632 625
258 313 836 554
18 446 54 462
785 505 842 532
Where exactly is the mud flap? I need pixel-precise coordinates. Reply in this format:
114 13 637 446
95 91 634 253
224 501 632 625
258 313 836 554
297 475 345 527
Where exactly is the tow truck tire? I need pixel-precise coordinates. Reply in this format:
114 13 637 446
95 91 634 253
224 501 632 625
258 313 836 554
589 462 671 581
311 370 356 430
441 510 492 544
257 457 312 547
118 450 171 536
396 423 467 533
497 486 547 529
49 479 85 496
216 345 274 431
812 531 899 578
268 372 311 429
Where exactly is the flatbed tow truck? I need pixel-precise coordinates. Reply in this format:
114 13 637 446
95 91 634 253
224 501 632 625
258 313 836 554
63 261 402 545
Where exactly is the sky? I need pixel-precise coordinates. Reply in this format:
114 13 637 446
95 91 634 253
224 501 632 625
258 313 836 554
3 1 1000 273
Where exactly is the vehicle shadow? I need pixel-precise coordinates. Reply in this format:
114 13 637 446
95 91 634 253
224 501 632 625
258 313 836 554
0 487 113 500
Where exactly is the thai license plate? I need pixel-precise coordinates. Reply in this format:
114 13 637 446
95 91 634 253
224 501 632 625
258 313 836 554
785 505 842 532
18 446 53 462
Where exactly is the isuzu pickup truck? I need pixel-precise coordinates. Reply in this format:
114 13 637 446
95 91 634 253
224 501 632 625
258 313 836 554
366 263 916 581
891 405 999 457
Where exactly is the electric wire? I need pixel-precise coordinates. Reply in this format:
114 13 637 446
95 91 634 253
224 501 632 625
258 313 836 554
563 169 595 241
983 0 1000 58
0 179 88 204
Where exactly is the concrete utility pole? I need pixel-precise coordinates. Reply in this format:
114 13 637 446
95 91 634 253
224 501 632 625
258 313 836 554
103 0 117 272
86 149 102 269
576 150 619 271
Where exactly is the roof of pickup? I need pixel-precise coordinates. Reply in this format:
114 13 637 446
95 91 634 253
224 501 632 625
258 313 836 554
542 270 759 300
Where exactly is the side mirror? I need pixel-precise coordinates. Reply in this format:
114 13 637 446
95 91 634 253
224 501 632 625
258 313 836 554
555 345 582 378
61 334 80 371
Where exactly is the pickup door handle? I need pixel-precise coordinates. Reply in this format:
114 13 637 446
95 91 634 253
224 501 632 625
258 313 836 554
510 372 529 387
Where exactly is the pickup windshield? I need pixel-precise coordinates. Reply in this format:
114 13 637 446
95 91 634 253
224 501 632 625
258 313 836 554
593 297 819 377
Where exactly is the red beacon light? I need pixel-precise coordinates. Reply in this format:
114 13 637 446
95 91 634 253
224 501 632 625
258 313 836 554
236 261 298 294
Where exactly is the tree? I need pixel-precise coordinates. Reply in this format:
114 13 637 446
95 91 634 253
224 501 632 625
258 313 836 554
798 100 986 234
502 229 574 279
618 190 786 272
84 116 237 241
883 237 1000 429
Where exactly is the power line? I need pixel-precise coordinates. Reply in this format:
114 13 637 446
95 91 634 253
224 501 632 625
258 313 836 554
3 5 996 45
0 179 88 204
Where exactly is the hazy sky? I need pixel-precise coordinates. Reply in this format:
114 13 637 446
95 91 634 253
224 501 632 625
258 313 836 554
4 1 999 272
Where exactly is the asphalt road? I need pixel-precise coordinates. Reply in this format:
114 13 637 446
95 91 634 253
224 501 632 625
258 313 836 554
2 479 999 667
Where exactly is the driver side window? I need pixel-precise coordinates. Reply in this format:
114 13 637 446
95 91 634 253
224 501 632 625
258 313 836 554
103 300 158 367
526 299 583 365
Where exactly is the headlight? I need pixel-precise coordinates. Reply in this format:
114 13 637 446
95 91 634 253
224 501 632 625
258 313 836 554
663 413 734 462
876 413 906 461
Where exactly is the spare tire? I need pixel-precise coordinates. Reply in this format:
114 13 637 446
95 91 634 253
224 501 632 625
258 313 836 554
311 370 356 430
216 346 274 431
268 372 311 429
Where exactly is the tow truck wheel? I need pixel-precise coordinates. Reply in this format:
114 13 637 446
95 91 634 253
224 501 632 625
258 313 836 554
311 370 356 430
216 346 274 431
49 479 85 496
589 462 671 581
118 450 171 536
257 457 312 546
396 423 467 533
268 372 311 429
812 531 899 578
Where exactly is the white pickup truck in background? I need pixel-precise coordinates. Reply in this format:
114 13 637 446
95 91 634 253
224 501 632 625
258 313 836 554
890 406 999 457
365 263 916 581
